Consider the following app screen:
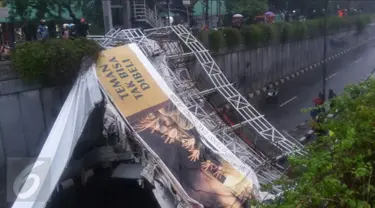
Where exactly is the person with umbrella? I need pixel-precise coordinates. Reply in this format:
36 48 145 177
61 24 70 40
232 14 243 29
264 11 276 23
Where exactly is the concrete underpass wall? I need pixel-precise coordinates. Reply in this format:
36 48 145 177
0 60 104 207
0 62 69 159
0 61 71 207
189 26 375 96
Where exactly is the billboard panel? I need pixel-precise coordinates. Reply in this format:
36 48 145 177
96 44 260 207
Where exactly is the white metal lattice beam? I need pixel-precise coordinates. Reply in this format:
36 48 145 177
91 28 286 192
139 33 284 187
161 25 306 157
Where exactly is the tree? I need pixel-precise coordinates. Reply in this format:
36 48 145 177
7 0 30 21
7 0 101 22
224 0 268 18
263 79 375 207
79 0 104 27
7 0 103 38
7 0 58 21
268 0 329 18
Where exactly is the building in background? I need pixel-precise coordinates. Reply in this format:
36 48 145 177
102 0 194 32
191 0 226 29
110 0 132 28
0 0 8 44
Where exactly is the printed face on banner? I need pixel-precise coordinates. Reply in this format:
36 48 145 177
97 45 255 208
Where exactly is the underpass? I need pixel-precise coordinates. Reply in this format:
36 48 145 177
255 40 375 132
12 24 375 208
2 0 374 206
12 27 299 208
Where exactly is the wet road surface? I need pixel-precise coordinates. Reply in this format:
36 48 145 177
254 41 375 132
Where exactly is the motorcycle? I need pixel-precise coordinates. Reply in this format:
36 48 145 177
266 88 279 103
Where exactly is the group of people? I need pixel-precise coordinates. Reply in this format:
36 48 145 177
37 18 89 40
310 89 337 136
0 18 89 60
310 89 337 120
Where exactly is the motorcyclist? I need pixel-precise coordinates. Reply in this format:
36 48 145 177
267 86 278 96
311 92 326 120
313 92 324 106
266 86 279 103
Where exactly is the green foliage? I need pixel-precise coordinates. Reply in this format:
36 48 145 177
340 16 355 31
240 25 262 47
225 0 268 19
257 24 278 44
291 21 308 41
7 0 102 23
305 19 323 38
356 17 367 34
222 27 241 49
262 79 375 207
7 0 33 21
208 30 224 52
356 15 372 33
12 38 101 86
275 22 293 43
198 14 372 50
80 0 104 27
363 15 372 25
199 29 210 48
327 16 342 33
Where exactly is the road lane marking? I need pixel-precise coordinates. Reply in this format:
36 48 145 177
325 72 337 81
279 96 297 107
354 57 362 63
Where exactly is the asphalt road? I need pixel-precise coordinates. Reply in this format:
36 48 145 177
254 41 375 132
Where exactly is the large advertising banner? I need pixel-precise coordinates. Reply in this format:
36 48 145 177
96 44 260 208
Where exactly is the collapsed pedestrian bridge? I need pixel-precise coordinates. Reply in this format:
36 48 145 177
13 26 304 208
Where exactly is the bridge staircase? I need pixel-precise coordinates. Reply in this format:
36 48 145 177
131 0 166 28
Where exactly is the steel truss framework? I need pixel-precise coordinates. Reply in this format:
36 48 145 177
144 26 305 156
88 26 305 192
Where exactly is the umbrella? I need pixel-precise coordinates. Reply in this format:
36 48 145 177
232 14 244 18
264 11 276 16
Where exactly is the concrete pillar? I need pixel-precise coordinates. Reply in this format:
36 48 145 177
102 0 113 33
123 0 132 29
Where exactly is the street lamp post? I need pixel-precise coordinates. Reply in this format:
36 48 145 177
218 0 221 27
102 0 113 33
167 0 171 26
322 0 329 101
205 0 209 27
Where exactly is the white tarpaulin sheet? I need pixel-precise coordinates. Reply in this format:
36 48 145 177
11 66 102 208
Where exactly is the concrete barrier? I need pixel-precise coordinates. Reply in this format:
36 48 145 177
188 26 375 98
